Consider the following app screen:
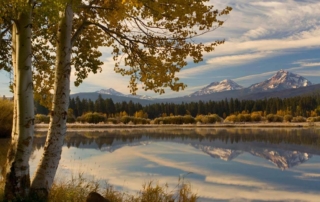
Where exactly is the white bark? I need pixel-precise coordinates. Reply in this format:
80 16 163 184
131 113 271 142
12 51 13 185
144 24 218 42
31 4 73 194
4 7 34 200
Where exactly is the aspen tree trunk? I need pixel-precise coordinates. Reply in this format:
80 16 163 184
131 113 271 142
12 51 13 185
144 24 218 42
4 7 35 200
30 4 73 197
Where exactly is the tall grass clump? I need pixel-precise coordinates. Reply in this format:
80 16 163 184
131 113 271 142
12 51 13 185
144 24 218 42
42 174 197 202
0 99 13 138
0 173 198 201
48 174 100 202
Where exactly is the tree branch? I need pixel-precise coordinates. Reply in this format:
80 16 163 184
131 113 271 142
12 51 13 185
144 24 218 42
71 21 89 46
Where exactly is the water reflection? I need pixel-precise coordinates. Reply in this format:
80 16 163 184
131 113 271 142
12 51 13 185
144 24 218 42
4 128 320 201
32 128 320 170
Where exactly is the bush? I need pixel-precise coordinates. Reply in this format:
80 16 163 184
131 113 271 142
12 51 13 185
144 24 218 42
0 99 13 138
266 114 283 122
120 116 150 124
284 115 293 122
266 114 274 122
307 116 320 122
77 112 106 124
35 114 50 124
224 115 238 123
292 116 306 122
251 112 262 122
106 118 118 124
195 114 221 124
154 115 195 124
273 115 283 122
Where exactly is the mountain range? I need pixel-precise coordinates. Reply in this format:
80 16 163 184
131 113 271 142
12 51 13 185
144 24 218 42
71 70 319 105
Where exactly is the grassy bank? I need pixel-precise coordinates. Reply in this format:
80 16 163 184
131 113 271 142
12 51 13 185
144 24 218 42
0 174 197 202
34 121 320 131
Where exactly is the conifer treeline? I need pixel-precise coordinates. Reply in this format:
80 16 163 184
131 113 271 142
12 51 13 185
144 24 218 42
35 94 320 119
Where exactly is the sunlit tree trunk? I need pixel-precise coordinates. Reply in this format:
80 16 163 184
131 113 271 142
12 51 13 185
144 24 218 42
4 6 34 200
30 4 73 197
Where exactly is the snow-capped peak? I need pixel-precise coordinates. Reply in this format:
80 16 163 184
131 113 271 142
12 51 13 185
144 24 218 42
189 79 243 96
249 70 312 92
96 88 124 96
96 88 154 100
126 94 154 100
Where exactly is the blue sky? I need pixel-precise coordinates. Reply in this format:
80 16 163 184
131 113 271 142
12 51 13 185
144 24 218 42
1 0 320 98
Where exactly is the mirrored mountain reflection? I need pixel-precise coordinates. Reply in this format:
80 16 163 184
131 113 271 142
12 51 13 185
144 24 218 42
32 128 320 170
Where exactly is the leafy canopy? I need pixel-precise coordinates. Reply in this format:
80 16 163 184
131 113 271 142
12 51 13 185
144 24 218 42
1 0 232 106
70 0 232 94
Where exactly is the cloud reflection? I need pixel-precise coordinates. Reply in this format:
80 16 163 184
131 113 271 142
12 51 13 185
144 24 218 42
28 129 320 201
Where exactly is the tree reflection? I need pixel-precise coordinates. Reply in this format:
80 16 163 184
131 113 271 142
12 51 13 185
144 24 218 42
31 128 320 150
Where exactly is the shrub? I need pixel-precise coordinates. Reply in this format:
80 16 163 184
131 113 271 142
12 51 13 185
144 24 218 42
35 114 50 124
307 116 320 122
251 112 262 122
106 118 118 124
292 116 306 122
266 114 274 122
0 99 13 138
77 112 106 124
224 115 238 123
67 109 76 123
154 115 195 124
120 116 150 124
283 115 293 122
266 114 283 122
273 115 283 122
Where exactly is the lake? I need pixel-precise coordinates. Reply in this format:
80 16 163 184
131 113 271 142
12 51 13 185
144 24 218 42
2 128 320 201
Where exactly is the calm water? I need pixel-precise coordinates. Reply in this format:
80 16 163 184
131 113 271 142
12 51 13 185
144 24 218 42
3 128 320 201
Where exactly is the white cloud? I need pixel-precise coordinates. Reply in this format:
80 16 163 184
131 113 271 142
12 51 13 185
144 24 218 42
242 27 271 40
233 71 277 82
207 51 272 65
295 62 320 67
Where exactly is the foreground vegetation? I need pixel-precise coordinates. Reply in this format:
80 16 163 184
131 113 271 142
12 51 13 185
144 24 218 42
0 99 13 138
0 174 197 202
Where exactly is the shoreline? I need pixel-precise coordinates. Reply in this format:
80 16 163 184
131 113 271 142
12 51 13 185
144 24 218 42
34 122 320 131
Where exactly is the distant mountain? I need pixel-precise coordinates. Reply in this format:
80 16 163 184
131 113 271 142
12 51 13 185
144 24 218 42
96 88 153 100
71 70 319 105
70 92 155 105
189 79 243 97
249 70 312 92
96 88 125 96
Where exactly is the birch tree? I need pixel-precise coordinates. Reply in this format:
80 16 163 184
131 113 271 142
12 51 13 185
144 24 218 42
30 1 231 198
0 1 35 200
0 0 231 199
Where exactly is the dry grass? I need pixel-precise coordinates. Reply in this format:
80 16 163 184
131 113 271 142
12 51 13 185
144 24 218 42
0 99 13 138
0 174 197 202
